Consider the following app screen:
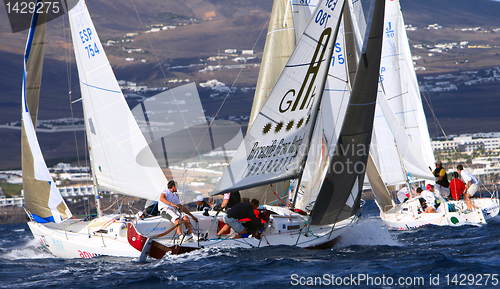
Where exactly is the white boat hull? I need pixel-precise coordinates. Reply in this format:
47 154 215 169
27 216 140 258
380 196 499 230
128 206 359 259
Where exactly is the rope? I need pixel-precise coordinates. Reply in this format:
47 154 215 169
269 180 295 206
101 196 124 212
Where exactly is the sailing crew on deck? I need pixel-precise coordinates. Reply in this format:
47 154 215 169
449 172 466 201
217 199 263 239
159 180 198 241
433 160 451 198
457 164 480 211
417 186 439 213
193 195 211 212
218 191 241 211
397 186 410 203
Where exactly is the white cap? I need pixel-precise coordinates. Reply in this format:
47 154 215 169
193 195 204 202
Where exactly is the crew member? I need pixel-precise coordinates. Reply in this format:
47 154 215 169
158 180 198 241
217 199 263 239
433 160 450 198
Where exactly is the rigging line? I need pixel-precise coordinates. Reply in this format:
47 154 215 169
129 0 204 164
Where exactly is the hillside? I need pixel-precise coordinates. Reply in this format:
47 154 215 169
1 0 500 170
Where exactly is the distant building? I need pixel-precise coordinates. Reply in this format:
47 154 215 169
432 134 500 154
58 185 94 197
426 23 442 30
0 195 24 207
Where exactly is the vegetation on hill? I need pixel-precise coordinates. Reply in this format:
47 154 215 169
0 182 22 197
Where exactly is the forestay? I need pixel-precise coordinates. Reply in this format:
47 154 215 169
68 0 166 200
22 2 72 223
211 0 346 195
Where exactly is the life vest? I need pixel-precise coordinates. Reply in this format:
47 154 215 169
240 209 267 223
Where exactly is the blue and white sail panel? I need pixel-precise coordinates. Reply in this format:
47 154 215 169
22 106 72 223
68 0 167 200
211 0 346 196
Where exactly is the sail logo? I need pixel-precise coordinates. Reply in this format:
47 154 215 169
279 28 332 114
385 22 395 38
243 135 304 178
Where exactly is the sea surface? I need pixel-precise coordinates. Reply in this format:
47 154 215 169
1 200 499 289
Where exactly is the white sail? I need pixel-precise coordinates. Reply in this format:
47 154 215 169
296 132 329 212
212 0 346 195
294 0 364 213
370 0 435 185
291 0 317 43
68 0 166 200
22 3 72 223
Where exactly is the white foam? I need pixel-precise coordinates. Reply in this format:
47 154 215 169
337 217 400 247
1 238 55 259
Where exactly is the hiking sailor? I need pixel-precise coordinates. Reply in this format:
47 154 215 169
217 199 263 239
457 164 480 212
159 180 198 241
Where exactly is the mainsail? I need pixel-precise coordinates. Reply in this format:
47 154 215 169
67 0 166 200
370 0 435 187
310 0 387 225
212 0 347 195
22 1 72 223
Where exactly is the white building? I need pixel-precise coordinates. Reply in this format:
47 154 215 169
432 134 500 154
0 195 24 207
58 185 94 197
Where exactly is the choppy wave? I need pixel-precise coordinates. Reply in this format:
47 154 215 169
1 201 500 288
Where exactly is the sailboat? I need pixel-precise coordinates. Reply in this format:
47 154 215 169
127 0 387 259
366 0 500 230
24 0 171 258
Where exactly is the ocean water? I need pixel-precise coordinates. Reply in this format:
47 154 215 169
1 200 499 289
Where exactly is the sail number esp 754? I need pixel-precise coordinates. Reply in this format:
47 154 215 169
79 28 100 59
315 0 339 28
